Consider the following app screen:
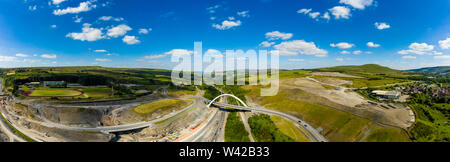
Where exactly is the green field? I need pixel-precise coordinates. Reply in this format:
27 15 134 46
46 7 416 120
29 89 82 97
271 115 311 142
244 85 410 142
248 114 294 142
133 99 193 114
82 88 112 98
224 111 251 142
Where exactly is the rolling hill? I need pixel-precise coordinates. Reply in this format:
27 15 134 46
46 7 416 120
408 66 450 74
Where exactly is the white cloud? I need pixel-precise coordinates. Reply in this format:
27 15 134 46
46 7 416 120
16 53 29 57
107 24 132 38
402 55 416 59
309 12 321 19
74 16 83 23
367 42 380 48
434 55 450 59
41 54 57 59
322 12 330 20
375 22 390 30
206 5 220 14
353 50 362 55
297 8 312 14
237 11 250 17
144 54 166 59
336 57 344 62
330 42 354 49
28 5 37 11
212 20 242 30
210 17 216 20
0 56 17 62
51 25 57 28
53 1 96 15
165 49 193 57
96 58 111 62
259 41 275 47
122 35 140 45
66 23 104 41
139 28 152 34
366 51 373 54
329 6 351 19
397 42 435 55
439 37 450 49
339 0 373 10
340 51 350 54
265 31 293 40
52 0 67 5
288 59 305 62
273 40 328 57
99 16 124 21
143 49 193 60
95 50 107 53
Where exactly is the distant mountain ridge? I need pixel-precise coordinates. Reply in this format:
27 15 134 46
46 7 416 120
408 66 450 74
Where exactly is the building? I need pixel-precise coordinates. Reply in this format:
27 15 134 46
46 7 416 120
25 82 40 86
43 81 65 86
371 90 401 99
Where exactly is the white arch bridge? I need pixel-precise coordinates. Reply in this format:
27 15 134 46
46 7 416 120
206 93 328 142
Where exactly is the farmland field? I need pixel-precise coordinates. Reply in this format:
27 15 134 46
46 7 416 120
133 99 193 114
28 89 82 97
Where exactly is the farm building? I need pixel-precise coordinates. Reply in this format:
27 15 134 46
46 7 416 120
43 81 65 86
371 90 401 99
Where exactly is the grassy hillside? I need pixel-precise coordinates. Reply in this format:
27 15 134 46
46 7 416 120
312 64 415 78
409 66 450 74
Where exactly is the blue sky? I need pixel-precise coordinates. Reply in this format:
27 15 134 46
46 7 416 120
0 0 449 70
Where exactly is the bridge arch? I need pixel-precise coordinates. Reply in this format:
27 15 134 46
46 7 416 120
207 94 248 108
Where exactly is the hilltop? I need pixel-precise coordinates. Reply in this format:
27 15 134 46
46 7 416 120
408 66 450 74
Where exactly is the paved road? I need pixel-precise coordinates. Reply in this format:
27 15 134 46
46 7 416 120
2 86 197 136
209 101 328 142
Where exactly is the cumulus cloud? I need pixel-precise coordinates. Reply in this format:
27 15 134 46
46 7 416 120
28 5 37 11
434 55 450 59
339 0 373 10
53 1 96 15
16 53 29 57
273 40 328 57
41 54 57 59
322 12 330 20
288 59 305 62
398 42 435 55
340 51 350 54
142 49 193 60
66 23 104 41
95 50 107 53
265 31 293 40
212 20 242 30
375 22 390 30
51 25 57 28
96 58 111 62
330 42 354 49
122 35 140 45
329 6 351 19
99 16 124 21
309 12 321 19
73 15 83 23
237 11 250 17
259 41 275 47
52 0 67 5
139 28 152 34
297 8 312 14
439 38 450 49
353 50 362 55
0 56 17 62
402 55 416 59
367 42 380 48
107 24 132 38
336 57 344 62
206 5 220 14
